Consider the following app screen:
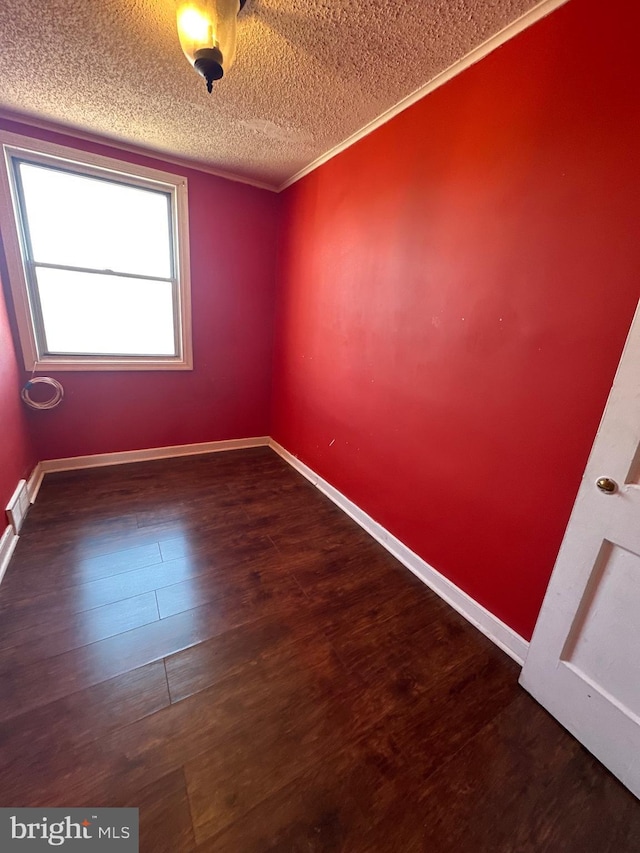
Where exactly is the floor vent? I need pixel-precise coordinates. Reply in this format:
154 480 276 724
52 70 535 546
6 479 30 534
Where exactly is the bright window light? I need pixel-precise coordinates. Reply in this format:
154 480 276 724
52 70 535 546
37 269 175 356
18 164 173 279
0 133 192 371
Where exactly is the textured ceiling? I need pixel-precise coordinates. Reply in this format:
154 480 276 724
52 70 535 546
0 0 545 189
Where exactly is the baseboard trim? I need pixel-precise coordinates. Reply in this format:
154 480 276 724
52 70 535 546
27 462 44 504
269 439 529 665
39 436 271 474
11 436 529 663
0 524 19 587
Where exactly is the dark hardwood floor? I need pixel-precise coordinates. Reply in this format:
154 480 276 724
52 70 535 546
1 447 639 851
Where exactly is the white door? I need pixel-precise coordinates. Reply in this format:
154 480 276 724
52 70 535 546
520 298 640 798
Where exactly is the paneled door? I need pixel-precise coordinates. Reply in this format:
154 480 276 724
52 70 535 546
520 299 640 798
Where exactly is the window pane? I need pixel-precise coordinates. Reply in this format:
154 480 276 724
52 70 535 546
18 163 172 278
36 268 176 356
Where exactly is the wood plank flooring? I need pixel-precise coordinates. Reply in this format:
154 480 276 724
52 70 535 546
0 447 638 851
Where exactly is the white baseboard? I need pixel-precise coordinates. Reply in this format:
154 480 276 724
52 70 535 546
1 439 270 588
27 462 44 504
0 524 19 587
39 436 271 474
6 479 30 534
269 439 529 666
6 435 529 664
1 463 42 586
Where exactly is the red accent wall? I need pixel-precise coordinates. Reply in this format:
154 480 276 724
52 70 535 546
0 118 280 461
271 0 640 640
0 272 36 510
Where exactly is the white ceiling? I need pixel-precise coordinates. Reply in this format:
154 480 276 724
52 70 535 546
0 0 549 190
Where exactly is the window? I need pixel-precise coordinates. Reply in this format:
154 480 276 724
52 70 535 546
0 132 192 370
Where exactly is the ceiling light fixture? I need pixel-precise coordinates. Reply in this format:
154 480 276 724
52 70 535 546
177 0 246 93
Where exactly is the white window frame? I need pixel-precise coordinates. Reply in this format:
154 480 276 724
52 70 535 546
0 131 193 371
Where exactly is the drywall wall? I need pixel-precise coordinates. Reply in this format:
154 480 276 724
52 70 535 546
0 269 36 509
271 0 640 640
0 117 280 461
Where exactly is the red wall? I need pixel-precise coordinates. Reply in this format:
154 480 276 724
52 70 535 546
0 118 280 461
271 0 640 640
0 271 36 510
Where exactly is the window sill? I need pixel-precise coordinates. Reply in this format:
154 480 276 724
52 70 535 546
29 356 193 372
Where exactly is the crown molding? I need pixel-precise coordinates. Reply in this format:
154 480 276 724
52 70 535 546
277 0 570 192
0 0 569 196
0 107 278 193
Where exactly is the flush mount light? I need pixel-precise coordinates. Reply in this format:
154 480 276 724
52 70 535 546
177 0 247 93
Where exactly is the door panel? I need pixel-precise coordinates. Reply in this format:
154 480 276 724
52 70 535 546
562 542 640 718
520 298 640 798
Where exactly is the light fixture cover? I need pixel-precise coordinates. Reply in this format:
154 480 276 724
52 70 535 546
177 0 241 91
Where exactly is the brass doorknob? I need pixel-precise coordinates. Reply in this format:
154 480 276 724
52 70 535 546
596 477 617 494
